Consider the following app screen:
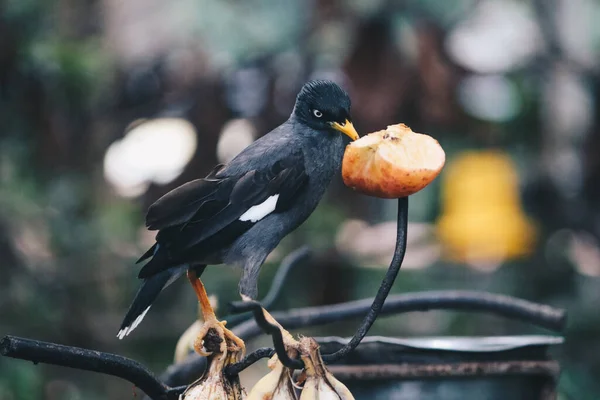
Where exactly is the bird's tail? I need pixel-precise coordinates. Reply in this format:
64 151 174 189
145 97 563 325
117 265 187 339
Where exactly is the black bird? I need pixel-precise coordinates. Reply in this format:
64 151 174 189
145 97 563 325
118 80 359 354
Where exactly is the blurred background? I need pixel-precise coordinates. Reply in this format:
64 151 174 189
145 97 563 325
1 0 600 398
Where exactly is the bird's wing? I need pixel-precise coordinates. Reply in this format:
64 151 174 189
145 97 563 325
144 163 225 231
137 149 308 278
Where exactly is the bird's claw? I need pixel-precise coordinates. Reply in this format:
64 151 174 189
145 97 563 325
193 318 246 359
194 346 213 357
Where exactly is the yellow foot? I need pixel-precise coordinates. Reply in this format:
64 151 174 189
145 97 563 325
193 318 246 359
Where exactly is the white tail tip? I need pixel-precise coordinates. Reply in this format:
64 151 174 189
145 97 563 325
117 306 151 340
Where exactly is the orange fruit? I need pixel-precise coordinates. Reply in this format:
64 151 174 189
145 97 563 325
342 123 445 198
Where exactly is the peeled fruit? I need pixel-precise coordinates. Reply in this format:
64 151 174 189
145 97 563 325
180 340 245 400
342 123 445 198
247 308 301 399
298 338 355 400
247 355 298 400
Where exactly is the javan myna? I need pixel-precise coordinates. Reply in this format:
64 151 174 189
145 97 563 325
118 80 359 355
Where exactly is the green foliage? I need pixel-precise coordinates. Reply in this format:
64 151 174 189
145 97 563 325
0 359 43 400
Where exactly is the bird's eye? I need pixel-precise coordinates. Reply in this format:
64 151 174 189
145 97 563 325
313 109 323 118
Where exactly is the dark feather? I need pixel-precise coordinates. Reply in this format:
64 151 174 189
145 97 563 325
137 149 308 279
145 179 218 230
275 166 309 212
118 265 190 338
135 243 157 264
206 163 225 179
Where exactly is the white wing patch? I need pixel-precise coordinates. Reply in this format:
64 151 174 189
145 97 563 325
117 306 151 340
239 194 279 223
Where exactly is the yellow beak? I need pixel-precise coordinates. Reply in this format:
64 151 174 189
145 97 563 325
331 120 359 141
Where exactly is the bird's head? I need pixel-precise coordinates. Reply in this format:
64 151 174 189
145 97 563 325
293 80 359 141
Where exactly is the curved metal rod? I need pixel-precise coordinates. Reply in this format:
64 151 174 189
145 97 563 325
166 386 187 398
3 288 566 400
224 246 311 328
323 196 408 363
225 347 275 376
225 290 566 372
231 291 566 346
0 335 173 400
3 286 568 399
228 300 304 369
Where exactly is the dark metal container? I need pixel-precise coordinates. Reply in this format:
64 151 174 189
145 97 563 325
318 335 563 400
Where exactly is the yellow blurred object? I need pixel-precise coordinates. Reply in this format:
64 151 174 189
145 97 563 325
436 150 537 264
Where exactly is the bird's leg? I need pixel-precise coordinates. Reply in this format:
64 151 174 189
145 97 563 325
187 270 246 358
